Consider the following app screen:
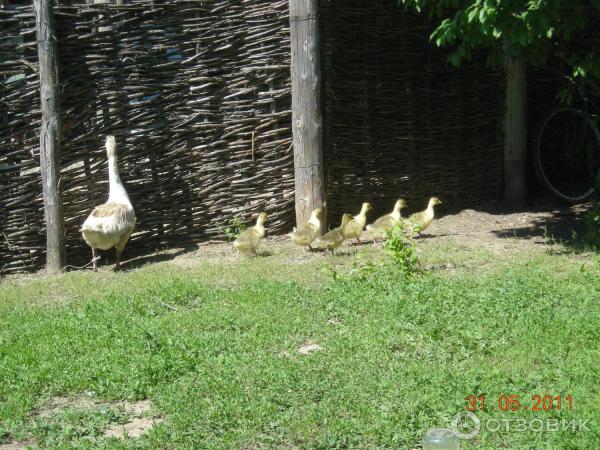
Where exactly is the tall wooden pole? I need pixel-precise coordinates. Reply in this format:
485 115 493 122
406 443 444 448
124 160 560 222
35 0 66 272
504 52 527 206
289 0 327 228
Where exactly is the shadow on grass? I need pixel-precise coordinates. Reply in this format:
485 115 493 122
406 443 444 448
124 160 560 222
231 250 274 258
413 232 459 240
117 246 198 271
346 240 373 247
98 246 198 272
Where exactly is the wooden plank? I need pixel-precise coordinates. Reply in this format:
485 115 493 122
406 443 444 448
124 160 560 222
504 53 527 206
34 0 66 272
289 0 326 229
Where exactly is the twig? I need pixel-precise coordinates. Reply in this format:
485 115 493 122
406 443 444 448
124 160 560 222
172 111 202 130
159 301 178 311
19 58 39 74
61 255 100 272
2 233 13 250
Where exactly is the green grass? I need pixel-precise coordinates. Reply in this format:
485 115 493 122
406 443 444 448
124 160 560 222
1 245 599 448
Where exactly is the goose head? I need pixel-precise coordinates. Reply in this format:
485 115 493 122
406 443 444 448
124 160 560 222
429 197 443 207
256 212 268 226
310 208 323 221
394 198 408 211
105 135 117 159
360 202 373 215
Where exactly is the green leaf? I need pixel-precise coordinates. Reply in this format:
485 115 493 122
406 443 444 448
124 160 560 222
448 51 461 66
467 6 479 23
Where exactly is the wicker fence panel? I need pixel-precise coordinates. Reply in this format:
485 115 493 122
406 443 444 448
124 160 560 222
320 0 505 221
0 6 43 273
1 0 294 273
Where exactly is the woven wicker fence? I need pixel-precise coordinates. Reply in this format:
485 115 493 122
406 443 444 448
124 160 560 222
320 0 505 222
1 0 294 273
1 4 44 273
1 0 507 274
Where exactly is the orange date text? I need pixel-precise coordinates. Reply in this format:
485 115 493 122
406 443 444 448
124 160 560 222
465 394 573 412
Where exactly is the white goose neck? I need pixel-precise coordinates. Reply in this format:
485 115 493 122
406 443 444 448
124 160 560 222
107 156 132 207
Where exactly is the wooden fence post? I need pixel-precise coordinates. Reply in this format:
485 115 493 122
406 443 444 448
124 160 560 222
289 0 327 228
504 52 527 206
34 0 66 272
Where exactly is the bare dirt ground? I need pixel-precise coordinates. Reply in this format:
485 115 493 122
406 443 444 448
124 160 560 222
422 201 589 251
0 396 161 449
151 199 592 269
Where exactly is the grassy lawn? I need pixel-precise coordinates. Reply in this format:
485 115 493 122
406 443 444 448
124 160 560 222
1 239 599 448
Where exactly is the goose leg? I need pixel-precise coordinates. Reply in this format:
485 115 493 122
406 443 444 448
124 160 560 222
92 248 98 271
115 248 122 271
114 231 132 271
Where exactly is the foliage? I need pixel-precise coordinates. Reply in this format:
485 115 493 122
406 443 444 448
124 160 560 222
385 220 422 275
397 0 600 78
217 217 246 241
327 254 379 283
583 169 600 249
584 202 600 249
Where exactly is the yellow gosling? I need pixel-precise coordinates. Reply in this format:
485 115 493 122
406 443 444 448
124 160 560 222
318 213 353 254
366 198 407 240
290 208 323 250
233 212 268 255
408 197 442 235
341 202 373 243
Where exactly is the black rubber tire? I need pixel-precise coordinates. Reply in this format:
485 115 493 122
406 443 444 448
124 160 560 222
533 106 600 203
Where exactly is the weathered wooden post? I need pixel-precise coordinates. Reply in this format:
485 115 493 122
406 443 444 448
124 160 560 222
504 52 527 206
34 0 66 272
289 0 327 228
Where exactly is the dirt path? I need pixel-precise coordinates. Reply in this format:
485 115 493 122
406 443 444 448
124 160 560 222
163 201 591 268
3 201 590 281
